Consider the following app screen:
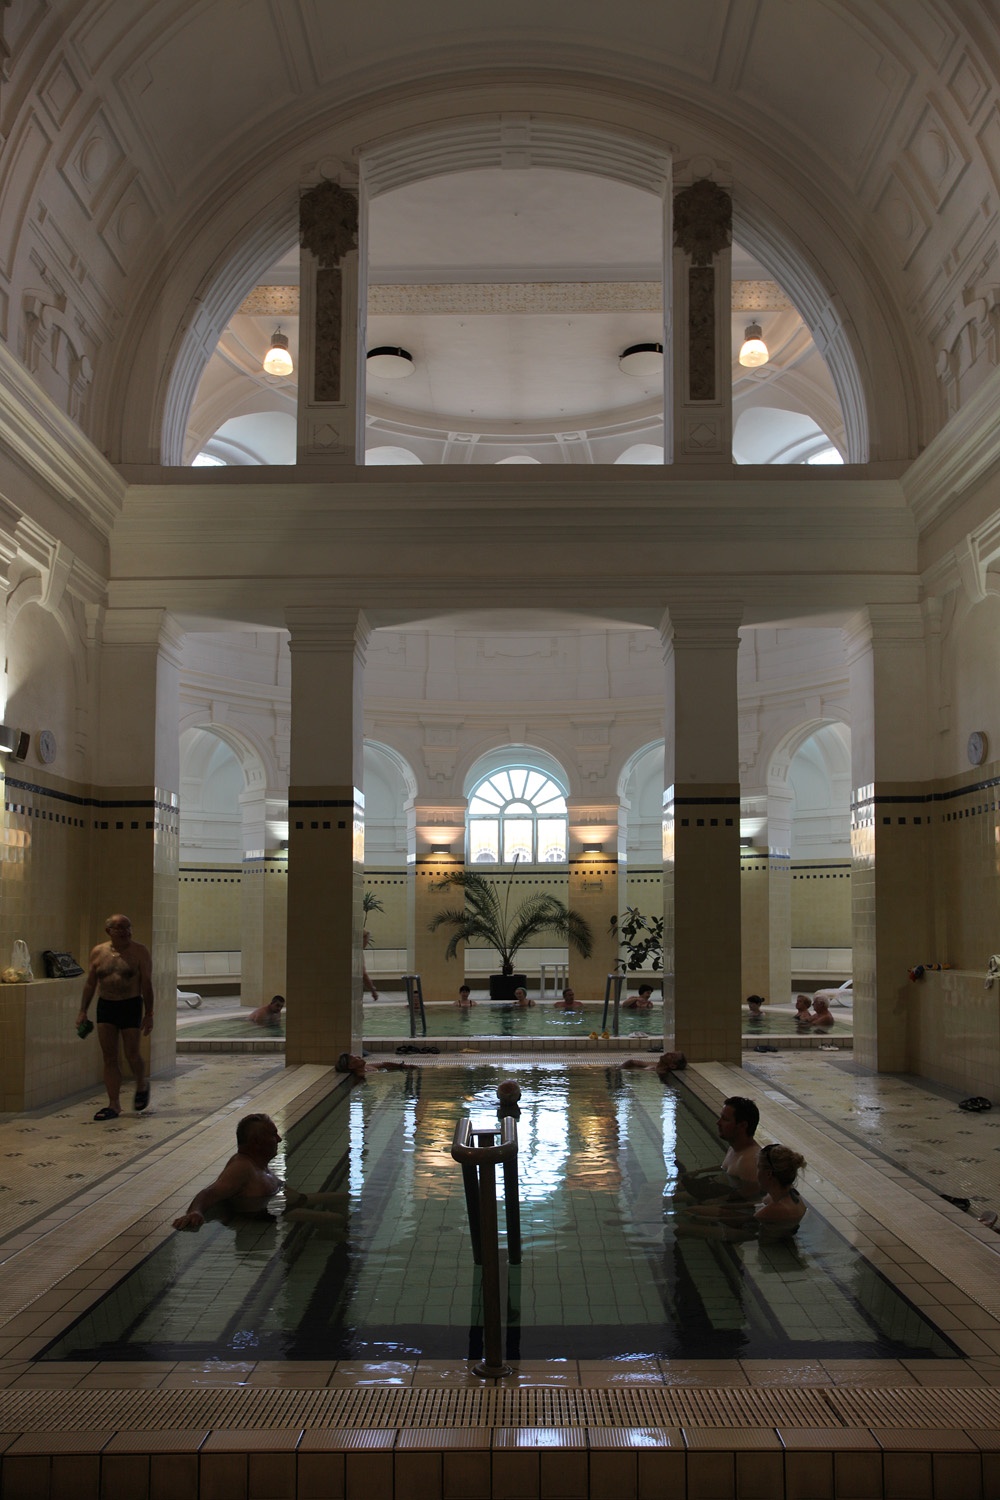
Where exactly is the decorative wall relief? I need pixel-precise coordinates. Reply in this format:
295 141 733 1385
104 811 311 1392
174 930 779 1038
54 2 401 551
673 178 732 266
314 267 342 404
299 181 358 269
674 180 730 406
300 182 358 406
688 266 716 401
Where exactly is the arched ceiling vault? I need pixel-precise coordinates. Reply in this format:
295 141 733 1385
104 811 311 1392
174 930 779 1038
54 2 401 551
3 2 993 461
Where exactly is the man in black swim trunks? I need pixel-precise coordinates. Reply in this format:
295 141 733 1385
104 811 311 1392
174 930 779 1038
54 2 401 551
76 913 154 1120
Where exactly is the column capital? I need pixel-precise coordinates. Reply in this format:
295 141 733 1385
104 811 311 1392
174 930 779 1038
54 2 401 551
100 607 185 665
659 598 744 651
842 603 925 664
285 606 372 656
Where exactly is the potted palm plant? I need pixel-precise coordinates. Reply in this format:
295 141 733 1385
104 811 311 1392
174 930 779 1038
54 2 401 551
428 864 593 1000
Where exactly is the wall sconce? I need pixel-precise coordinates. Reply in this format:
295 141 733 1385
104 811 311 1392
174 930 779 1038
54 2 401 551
740 836 753 849
430 843 452 855
263 328 294 377
583 842 603 855
0 725 29 760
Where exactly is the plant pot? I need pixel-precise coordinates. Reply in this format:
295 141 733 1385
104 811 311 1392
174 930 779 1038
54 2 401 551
489 973 527 1001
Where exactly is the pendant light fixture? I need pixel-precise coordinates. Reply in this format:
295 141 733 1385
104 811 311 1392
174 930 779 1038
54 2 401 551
738 322 769 368
263 327 293 377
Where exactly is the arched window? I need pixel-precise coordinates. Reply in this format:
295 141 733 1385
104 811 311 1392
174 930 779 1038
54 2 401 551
468 767 568 863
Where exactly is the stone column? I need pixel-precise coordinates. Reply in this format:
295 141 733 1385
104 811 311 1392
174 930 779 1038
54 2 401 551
662 601 743 1061
669 170 733 463
240 787 287 1007
567 798 621 1001
93 608 183 1079
412 800 466 1002
285 607 369 1063
845 605 932 1072
297 178 362 467
740 786 792 1005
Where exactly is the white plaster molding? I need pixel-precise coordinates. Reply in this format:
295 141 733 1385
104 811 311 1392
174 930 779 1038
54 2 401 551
903 357 1000 533
0 339 123 535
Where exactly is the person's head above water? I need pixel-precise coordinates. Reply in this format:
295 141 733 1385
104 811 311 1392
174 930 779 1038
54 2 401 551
758 1142 805 1191
268 995 284 1012
458 985 472 1002
657 1051 686 1072
718 1095 759 1145
235 1112 281 1161
336 1052 366 1076
794 994 812 1013
514 987 529 1004
497 1079 521 1102
746 994 764 1012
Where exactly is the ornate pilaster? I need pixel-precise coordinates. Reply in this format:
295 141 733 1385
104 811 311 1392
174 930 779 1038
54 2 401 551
297 178 362 467
670 171 733 463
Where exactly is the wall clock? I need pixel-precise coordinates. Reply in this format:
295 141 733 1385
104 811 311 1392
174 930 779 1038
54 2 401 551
968 730 988 767
38 729 57 764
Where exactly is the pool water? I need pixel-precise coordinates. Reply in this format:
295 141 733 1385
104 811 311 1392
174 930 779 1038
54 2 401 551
41 1065 955 1364
361 1003 664 1039
176 1005 845 1041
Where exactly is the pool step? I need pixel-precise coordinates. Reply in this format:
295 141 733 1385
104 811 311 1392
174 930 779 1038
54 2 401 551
0 1381 992 1499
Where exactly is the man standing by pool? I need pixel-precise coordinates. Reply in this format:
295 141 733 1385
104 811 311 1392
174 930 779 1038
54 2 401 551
76 913 154 1120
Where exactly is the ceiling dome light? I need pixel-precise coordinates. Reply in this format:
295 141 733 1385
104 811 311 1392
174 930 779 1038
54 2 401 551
262 328 293 377
618 342 664 377
367 346 414 379
738 322 769 368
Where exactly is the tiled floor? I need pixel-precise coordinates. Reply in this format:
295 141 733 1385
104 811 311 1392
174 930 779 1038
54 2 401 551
5 1035 1000 1499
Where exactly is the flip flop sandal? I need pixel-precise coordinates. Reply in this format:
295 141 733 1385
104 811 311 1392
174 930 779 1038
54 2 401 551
134 1087 150 1112
395 1044 418 1055
960 1096 993 1112
940 1193 971 1212
93 1106 120 1121
418 1046 440 1054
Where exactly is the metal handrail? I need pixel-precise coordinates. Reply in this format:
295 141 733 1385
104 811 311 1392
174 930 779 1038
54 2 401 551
451 1116 520 1376
402 974 427 1038
601 972 625 1035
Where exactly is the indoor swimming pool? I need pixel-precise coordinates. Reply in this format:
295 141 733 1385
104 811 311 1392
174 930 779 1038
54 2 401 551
177 1004 845 1041
40 1064 955 1366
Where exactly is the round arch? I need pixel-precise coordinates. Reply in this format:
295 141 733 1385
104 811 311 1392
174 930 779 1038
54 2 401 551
134 91 906 467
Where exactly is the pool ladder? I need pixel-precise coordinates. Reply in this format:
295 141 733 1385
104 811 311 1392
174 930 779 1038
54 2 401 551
601 972 625 1035
451 1116 520 1377
402 974 427 1038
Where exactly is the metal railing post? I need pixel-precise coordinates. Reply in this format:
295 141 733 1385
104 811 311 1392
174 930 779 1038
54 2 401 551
451 1116 519 1376
403 974 427 1038
602 972 625 1034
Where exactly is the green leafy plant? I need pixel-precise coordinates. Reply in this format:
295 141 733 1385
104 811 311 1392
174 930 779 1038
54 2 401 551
429 864 593 975
363 890 385 916
609 906 663 973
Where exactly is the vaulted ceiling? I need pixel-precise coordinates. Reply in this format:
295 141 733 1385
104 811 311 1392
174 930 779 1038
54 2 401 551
3 3 997 463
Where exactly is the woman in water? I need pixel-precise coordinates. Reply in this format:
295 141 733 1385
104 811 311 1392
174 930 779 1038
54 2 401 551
754 1143 808 1230
677 1141 807 1238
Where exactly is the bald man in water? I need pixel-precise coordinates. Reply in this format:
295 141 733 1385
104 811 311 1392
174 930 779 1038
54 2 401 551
173 1113 346 1230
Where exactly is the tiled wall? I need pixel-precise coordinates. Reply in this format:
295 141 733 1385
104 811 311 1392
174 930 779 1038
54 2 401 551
0 767 178 1093
791 859 852 946
0 768 92 980
908 968 1000 1096
178 865 242 949
0 977 104 1109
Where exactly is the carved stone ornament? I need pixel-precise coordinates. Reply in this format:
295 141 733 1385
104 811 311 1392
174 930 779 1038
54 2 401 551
299 180 359 268
673 179 732 266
